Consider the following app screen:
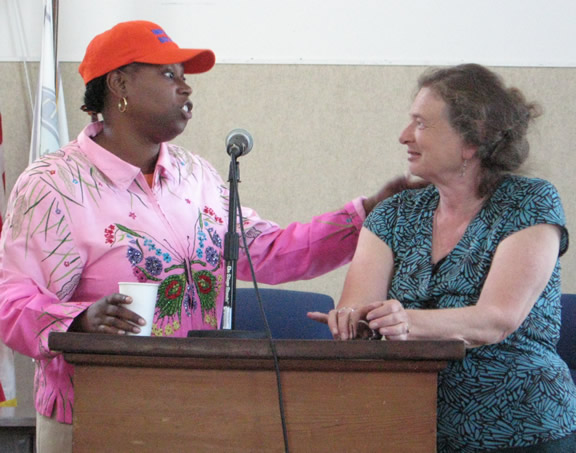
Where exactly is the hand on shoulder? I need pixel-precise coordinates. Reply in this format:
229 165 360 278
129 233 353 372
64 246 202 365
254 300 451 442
363 174 429 215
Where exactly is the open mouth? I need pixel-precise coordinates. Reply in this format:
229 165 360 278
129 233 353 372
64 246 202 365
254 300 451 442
182 101 193 113
181 101 193 118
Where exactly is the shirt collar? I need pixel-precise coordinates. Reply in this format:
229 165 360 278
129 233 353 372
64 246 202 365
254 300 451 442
77 122 178 190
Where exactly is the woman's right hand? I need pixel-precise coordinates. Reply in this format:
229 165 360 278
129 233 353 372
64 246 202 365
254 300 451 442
308 305 373 340
69 293 146 335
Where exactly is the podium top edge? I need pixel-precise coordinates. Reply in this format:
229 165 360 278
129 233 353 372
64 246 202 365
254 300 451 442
48 332 465 362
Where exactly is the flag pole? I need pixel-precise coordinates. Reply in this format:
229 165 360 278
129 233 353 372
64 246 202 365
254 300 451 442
53 0 59 100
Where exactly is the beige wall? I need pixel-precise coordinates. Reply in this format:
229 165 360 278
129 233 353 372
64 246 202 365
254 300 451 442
3 63 575 298
2 62 576 414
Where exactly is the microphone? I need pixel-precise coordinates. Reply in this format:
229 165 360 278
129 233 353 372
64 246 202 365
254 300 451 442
226 129 253 158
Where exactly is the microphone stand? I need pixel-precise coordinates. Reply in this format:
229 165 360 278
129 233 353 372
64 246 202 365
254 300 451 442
188 137 264 339
222 149 241 330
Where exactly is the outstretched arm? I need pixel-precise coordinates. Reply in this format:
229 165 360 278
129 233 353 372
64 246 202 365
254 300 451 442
310 223 561 346
307 226 394 339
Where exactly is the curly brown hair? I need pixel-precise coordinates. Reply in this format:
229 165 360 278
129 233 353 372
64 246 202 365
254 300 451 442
417 64 541 196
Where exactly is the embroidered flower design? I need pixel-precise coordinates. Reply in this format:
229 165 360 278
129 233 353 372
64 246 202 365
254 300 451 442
143 238 156 251
203 206 223 224
104 225 116 244
164 279 184 300
205 246 219 266
204 314 218 328
152 325 163 336
133 267 147 282
145 256 163 276
157 274 187 320
207 228 222 248
127 247 143 265
196 272 214 295
129 212 136 219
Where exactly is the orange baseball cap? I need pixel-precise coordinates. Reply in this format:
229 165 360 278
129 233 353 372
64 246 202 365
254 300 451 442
78 20 216 85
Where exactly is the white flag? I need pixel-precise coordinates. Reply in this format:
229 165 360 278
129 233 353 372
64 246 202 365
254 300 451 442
0 342 17 409
29 0 69 163
0 110 5 226
0 93 16 413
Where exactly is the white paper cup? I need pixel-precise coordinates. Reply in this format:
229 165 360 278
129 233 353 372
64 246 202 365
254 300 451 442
118 282 160 336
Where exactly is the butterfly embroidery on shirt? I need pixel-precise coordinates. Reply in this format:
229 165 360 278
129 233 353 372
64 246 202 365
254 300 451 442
104 207 224 335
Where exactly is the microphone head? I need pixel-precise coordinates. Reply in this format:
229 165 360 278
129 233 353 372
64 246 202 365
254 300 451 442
226 129 253 157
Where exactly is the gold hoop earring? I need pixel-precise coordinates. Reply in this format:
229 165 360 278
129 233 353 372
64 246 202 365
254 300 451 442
118 97 128 113
460 159 468 177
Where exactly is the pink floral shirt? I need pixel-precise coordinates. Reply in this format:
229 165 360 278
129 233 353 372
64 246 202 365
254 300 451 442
0 122 365 423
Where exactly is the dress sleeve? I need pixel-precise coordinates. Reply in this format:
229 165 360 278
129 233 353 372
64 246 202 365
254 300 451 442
363 193 403 249
0 168 88 360
501 178 569 256
236 197 367 284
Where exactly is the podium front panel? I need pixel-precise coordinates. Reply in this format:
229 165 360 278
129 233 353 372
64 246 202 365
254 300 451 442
48 333 465 452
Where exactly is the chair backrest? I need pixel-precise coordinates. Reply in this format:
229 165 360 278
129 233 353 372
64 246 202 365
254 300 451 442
558 293 576 382
233 288 335 339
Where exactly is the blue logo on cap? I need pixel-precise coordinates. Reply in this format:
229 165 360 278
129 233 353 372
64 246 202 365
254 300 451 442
151 28 172 44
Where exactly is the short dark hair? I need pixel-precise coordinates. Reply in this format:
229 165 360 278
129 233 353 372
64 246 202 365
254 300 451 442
417 64 541 196
82 74 108 114
81 63 141 115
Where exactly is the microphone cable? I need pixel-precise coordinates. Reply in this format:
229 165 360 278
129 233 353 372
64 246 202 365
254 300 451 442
232 163 290 453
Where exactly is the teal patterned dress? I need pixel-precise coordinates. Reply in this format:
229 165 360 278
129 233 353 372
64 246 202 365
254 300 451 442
364 175 576 451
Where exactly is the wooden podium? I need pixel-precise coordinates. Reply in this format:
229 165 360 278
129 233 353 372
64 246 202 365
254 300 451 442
49 332 464 452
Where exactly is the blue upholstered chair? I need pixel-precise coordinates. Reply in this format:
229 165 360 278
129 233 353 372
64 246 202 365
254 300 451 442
233 288 335 339
558 293 576 382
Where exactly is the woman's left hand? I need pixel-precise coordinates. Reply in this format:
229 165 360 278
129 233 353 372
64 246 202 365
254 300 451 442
365 299 411 340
